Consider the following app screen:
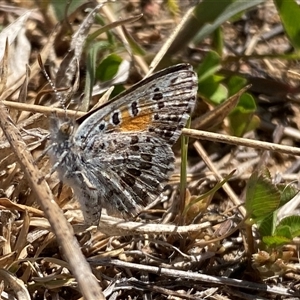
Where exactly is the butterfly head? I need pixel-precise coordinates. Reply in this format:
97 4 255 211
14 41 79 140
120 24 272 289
59 121 74 136
49 115 77 144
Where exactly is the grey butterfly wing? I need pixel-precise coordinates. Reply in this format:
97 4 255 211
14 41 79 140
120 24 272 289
70 64 197 224
81 133 175 218
75 63 197 146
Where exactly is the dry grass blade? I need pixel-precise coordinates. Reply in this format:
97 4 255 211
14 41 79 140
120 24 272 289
0 102 105 300
0 39 8 95
1 2 299 298
148 6 195 73
0 11 30 61
1 23 61 101
0 268 30 299
2 100 73 117
100 5 148 74
0 252 18 269
14 210 30 257
192 86 250 129
18 65 30 103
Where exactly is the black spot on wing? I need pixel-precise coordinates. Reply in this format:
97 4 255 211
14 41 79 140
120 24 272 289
153 87 164 101
141 154 152 162
131 101 139 116
130 145 140 152
99 123 105 131
131 136 139 144
158 101 164 109
112 112 120 125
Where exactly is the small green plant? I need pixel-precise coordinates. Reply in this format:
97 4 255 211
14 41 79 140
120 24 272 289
196 51 257 136
245 169 300 247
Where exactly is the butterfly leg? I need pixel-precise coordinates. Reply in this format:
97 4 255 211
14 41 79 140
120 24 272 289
73 171 96 190
49 150 68 175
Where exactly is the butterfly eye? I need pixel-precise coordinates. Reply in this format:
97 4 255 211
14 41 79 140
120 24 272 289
60 123 73 135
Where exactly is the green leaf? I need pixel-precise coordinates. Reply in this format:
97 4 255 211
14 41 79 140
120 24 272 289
197 51 222 83
95 54 123 82
246 172 300 248
167 0 180 16
275 215 300 239
274 0 300 51
256 212 276 237
163 0 265 60
108 84 125 99
245 171 281 220
274 225 292 239
51 0 85 21
192 0 266 44
122 25 146 56
196 51 229 104
81 41 111 111
226 76 248 95
199 78 228 104
229 93 258 136
278 185 299 207
263 235 291 247
86 41 111 84
212 27 223 56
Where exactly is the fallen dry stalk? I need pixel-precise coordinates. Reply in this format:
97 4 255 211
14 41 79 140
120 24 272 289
0 102 104 300
90 258 300 298
183 128 300 156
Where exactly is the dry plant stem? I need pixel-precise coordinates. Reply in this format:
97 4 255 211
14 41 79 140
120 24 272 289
29 215 212 236
148 7 195 73
0 102 104 300
2 101 74 117
0 198 44 216
95 215 212 236
193 141 246 217
4 101 300 156
0 39 8 95
91 259 299 297
183 128 300 156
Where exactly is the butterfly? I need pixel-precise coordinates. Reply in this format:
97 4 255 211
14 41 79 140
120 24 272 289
48 63 198 225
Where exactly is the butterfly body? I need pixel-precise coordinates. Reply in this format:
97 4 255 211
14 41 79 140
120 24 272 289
48 64 198 225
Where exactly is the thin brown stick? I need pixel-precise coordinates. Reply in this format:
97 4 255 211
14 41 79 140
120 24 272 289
183 128 300 156
4 100 300 157
193 141 246 217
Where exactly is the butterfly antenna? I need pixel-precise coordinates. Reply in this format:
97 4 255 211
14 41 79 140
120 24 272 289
38 54 67 112
71 57 81 119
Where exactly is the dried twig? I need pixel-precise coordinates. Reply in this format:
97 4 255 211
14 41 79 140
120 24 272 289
91 258 300 298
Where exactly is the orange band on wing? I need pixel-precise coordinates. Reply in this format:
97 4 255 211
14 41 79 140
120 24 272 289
119 109 151 132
